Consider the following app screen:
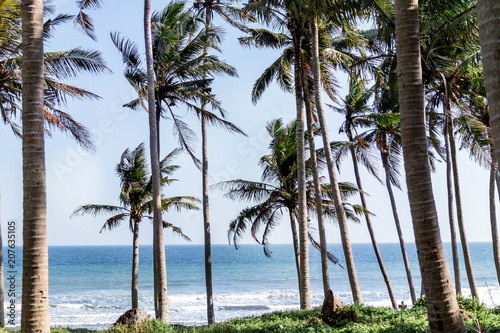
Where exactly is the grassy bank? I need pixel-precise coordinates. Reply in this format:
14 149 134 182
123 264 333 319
7 297 500 333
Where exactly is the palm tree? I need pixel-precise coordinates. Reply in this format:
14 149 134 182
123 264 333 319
332 73 397 309
143 0 168 322
478 2 500 169
20 0 50 331
395 0 465 331
358 109 417 304
115 4 242 320
307 7 363 305
240 1 369 303
421 1 480 299
190 0 248 323
476 0 500 291
219 118 361 306
72 143 197 310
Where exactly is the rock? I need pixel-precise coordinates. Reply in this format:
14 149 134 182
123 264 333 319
321 289 343 324
114 308 153 326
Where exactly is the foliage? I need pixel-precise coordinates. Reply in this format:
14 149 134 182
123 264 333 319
17 303 500 333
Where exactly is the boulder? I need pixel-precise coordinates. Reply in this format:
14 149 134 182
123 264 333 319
114 308 153 326
321 289 343 324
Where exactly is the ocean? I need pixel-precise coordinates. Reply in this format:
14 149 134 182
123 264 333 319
5 242 500 330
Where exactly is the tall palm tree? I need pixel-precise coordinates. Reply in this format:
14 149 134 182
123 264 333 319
307 6 363 305
240 0 312 307
476 0 500 289
395 0 465 331
421 1 480 299
240 2 368 303
220 119 360 304
115 4 242 321
190 1 247 323
143 0 168 322
300 60 330 295
332 74 397 309
20 0 50 331
478 2 500 168
72 143 197 310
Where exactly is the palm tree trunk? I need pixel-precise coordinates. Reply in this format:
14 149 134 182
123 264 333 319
292 31 311 309
379 144 416 304
395 1 464 331
442 75 461 295
310 15 362 304
301 62 330 295
347 133 396 309
444 130 461 294
0 184 4 327
156 95 162 156
144 0 168 321
202 9 215 325
478 1 500 167
20 1 50 332
448 127 479 300
289 209 302 302
490 160 500 286
132 219 140 309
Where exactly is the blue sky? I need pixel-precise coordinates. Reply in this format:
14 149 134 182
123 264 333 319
0 0 493 248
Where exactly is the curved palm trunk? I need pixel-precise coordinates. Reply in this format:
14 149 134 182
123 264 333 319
132 219 140 309
301 63 330 295
292 31 311 309
379 141 416 304
489 160 500 286
444 130 461 294
145 0 168 321
448 128 479 300
395 1 464 331
20 1 50 331
347 133 396 309
0 184 4 327
202 9 215 325
478 1 500 168
289 209 303 301
310 15 362 304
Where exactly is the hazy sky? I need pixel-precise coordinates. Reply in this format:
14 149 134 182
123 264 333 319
0 0 493 249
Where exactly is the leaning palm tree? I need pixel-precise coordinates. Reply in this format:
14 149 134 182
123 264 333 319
332 73 398 309
20 0 50 331
72 143 198 310
359 110 417 304
218 118 362 306
395 0 465 331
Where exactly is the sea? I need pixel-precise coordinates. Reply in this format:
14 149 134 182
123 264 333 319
5 242 500 330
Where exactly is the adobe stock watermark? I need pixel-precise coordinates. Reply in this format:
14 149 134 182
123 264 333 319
6 220 17 326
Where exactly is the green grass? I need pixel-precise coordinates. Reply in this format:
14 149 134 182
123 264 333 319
33 298 500 333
